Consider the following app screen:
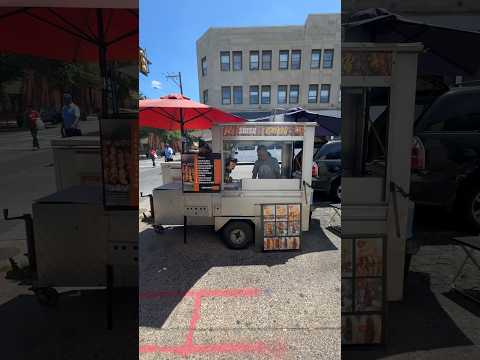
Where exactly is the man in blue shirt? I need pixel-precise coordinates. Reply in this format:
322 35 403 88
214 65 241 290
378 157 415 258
163 143 174 162
62 93 81 137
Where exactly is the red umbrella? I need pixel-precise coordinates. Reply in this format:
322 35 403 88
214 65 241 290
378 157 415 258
139 94 245 130
0 1 138 115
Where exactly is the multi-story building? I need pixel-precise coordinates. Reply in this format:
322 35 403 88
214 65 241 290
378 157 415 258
196 14 341 118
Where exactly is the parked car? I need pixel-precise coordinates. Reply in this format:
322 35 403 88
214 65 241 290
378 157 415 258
312 140 342 202
411 84 480 231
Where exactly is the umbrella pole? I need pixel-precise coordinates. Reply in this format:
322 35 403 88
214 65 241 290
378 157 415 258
97 8 108 118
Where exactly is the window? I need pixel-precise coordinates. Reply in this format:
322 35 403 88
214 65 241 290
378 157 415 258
308 84 318 103
261 50 272 70
320 84 331 103
249 86 259 104
311 49 321 69
220 51 230 71
222 86 231 105
249 51 259 70
203 89 208 104
422 93 480 132
291 50 301 70
277 85 287 104
261 85 271 104
279 50 289 70
233 51 242 71
289 85 299 104
323 49 334 69
233 86 243 104
201 57 207 76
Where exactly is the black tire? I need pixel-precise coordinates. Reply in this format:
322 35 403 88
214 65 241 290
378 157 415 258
459 185 480 231
330 179 341 203
222 221 253 249
35 287 59 307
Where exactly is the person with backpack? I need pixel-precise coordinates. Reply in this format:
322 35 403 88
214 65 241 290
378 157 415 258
25 105 40 150
150 147 158 167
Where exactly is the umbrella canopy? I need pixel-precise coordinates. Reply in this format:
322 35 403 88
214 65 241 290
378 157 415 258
248 107 341 137
139 94 245 130
343 8 480 77
0 5 138 63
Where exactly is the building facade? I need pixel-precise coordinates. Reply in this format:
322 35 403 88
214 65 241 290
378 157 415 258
196 14 341 117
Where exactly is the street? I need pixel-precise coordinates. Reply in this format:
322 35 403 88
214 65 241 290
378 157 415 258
138 158 342 359
0 121 138 360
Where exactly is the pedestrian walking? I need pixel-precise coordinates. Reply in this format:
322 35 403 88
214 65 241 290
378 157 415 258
150 147 158 167
61 93 81 137
25 105 40 150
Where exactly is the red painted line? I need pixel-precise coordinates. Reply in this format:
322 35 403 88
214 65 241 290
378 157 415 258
185 293 202 346
139 341 286 357
139 287 262 300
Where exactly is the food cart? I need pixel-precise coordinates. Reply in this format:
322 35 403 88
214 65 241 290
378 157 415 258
341 43 422 345
152 122 316 251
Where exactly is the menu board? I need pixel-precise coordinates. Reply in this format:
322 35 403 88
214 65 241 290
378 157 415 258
262 204 301 251
223 125 304 137
342 51 392 76
100 117 139 210
182 153 221 193
342 236 386 346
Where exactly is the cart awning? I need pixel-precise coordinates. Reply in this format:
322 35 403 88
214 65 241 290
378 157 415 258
139 94 245 130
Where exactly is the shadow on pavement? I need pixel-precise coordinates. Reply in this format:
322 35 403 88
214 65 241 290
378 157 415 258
139 218 337 330
342 271 474 360
0 280 138 359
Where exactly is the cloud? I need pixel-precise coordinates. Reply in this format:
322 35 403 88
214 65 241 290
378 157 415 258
151 80 162 89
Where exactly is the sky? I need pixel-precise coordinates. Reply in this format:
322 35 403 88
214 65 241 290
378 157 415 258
139 0 340 101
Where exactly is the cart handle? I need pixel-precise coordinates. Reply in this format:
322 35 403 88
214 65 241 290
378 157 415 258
3 208 26 221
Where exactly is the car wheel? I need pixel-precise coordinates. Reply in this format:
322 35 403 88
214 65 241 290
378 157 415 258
460 185 480 231
222 221 253 249
330 180 341 203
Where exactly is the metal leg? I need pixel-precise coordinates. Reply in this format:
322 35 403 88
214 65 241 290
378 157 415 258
106 264 113 330
451 251 470 287
451 245 480 304
183 215 187 244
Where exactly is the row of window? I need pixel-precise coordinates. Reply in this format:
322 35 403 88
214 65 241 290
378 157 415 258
200 49 334 75
202 84 332 106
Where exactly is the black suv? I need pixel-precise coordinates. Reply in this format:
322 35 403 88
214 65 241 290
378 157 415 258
312 140 342 202
411 84 480 231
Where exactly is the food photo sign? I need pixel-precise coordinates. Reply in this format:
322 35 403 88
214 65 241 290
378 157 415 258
100 117 139 210
262 204 302 251
341 235 386 346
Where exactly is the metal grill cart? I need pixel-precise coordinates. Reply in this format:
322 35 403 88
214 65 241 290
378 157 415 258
3 116 138 330
152 122 316 251
341 43 422 346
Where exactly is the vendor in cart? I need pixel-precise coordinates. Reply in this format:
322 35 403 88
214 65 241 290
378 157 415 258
224 157 238 183
252 145 281 179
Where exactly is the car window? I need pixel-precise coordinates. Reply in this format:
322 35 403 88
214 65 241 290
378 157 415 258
421 93 480 132
316 142 341 159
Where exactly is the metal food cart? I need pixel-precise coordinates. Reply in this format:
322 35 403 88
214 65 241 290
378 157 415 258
152 122 316 250
341 43 422 345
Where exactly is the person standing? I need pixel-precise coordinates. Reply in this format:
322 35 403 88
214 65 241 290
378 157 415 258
62 93 81 137
163 143 174 162
150 147 158 167
252 145 281 179
25 105 40 150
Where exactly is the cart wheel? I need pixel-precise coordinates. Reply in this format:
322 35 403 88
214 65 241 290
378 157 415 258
222 221 253 249
35 287 59 307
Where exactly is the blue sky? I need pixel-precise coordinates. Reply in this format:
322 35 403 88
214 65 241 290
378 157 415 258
140 0 340 101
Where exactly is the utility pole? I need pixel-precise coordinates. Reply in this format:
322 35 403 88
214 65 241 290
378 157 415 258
165 72 183 95
165 72 185 152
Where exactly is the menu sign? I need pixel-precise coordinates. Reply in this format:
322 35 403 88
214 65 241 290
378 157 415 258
342 51 392 76
101 117 139 210
342 236 386 346
182 153 221 193
262 204 302 251
223 125 304 137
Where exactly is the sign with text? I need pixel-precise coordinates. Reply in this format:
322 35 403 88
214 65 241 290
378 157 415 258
223 125 304 137
342 52 392 76
182 153 221 193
